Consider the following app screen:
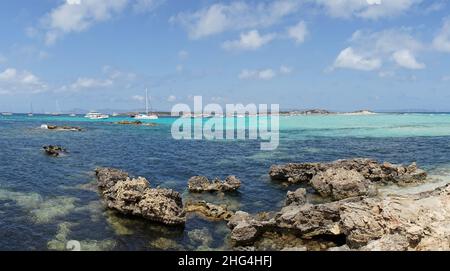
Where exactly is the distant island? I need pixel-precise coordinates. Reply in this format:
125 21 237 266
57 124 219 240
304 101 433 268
281 109 376 116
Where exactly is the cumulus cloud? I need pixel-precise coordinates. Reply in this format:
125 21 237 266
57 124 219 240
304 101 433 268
0 68 47 94
433 18 450 52
42 0 129 45
40 0 164 45
333 47 382 71
222 30 275 51
392 49 425 69
59 66 134 92
333 28 425 71
170 0 302 39
314 0 422 19
288 21 308 44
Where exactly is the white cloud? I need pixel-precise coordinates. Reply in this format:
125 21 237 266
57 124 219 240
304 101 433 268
280 65 293 74
222 30 275 51
333 28 425 71
59 66 134 92
433 18 450 52
40 0 164 45
69 77 113 90
314 0 422 19
0 68 47 94
239 65 294 80
132 95 145 101
333 47 382 71
288 21 308 44
239 69 276 80
170 0 302 39
392 49 425 69
43 0 129 45
167 95 177 102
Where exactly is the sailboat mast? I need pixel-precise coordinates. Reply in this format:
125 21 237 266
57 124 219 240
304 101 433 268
145 88 149 115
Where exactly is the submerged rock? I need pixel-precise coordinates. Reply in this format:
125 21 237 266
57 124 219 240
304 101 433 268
115 121 158 126
188 176 241 193
269 158 427 186
40 124 82 131
43 145 67 157
227 211 276 246
95 167 186 226
188 228 213 247
310 168 377 200
185 200 233 221
150 237 184 251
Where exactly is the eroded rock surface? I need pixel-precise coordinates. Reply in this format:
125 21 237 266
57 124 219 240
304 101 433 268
234 183 450 250
188 176 241 192
285 188 307 206
227 211 276 246
269 158 426 185
95 167 185 226
310 168 376 200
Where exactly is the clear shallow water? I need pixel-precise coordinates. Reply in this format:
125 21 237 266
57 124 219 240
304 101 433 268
1 113 450 250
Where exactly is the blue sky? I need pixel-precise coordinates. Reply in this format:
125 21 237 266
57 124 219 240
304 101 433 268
1 0 450 112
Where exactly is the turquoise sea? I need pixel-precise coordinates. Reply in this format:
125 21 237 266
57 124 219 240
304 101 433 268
1 113 450 250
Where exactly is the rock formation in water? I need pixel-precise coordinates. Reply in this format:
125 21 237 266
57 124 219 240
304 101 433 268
43 145 67 157
269 158 426 200
227 211 276 246
185 200 233 221
95 167 185 226
40 124 82 131
188 175 241 193
228 181 450 251
114 121 158 126
285 188 307 206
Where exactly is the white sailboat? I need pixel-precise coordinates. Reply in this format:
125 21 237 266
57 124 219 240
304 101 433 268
134 88 158 120
28 103 34 117
51 101 61 116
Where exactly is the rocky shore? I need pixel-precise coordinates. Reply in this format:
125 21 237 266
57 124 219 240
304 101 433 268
40 124 82 131
93 158 450 251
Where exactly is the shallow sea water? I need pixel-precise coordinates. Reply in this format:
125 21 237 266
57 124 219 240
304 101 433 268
1 113 450 250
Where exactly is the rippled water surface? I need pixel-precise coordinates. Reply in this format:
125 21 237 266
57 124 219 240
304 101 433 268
1 113 450 250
